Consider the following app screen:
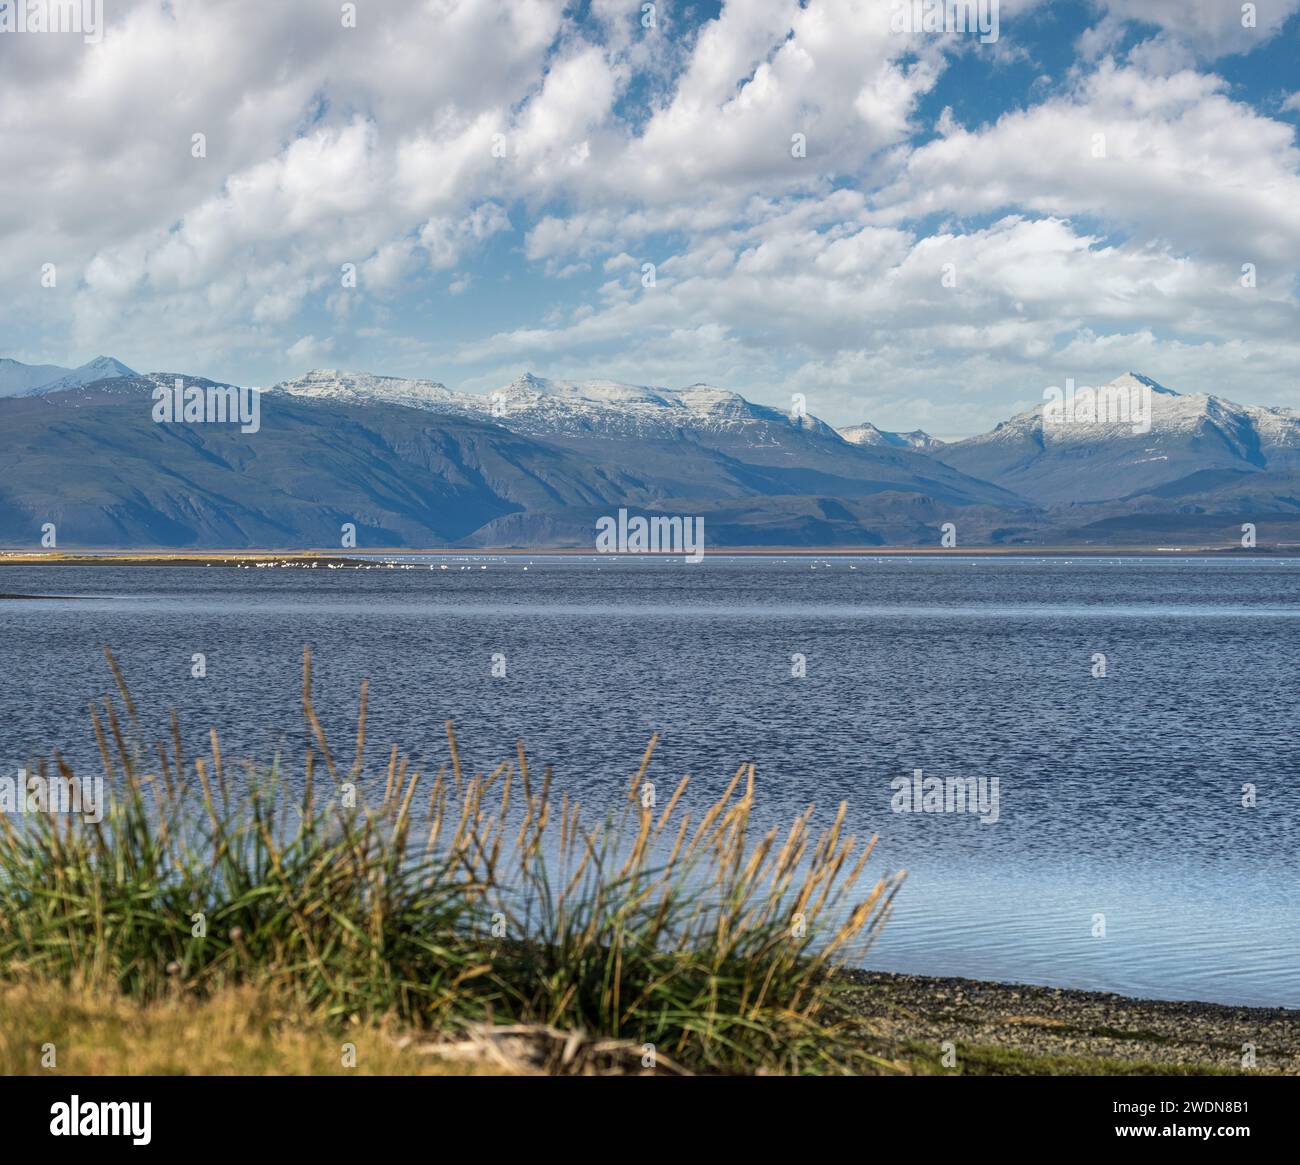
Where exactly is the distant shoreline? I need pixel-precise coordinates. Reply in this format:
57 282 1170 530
1 545 1298 567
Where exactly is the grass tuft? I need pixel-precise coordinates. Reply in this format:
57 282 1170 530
0 647 902 1074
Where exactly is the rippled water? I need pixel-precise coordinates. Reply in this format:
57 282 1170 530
2 555 1297 1006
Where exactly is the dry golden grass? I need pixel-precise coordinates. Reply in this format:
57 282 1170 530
0 980 511 1075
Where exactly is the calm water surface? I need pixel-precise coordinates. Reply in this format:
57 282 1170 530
2 555 1297 1007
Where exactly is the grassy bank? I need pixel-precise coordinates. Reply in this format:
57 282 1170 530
5 971 1290 1076
0 981 504 1075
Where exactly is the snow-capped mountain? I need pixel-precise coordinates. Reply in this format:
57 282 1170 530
37 356 138 393
274 369 847 443
270 368 1016 507
0 355 138 397
936 372 1300 505
838 422 944 452
0 357 72 397
8 359 1300 548
0 369 1019 548
273 369 458 411
485 372 854 443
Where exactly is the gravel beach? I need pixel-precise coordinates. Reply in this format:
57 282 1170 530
837 971 1299 1075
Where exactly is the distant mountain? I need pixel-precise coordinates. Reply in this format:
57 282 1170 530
0 369 1023 549
276 370 1017 510
476 372 852 443
838 422 944 452
0 358 73 397
999 459 1300 547
0 355 137 398
32 356 139 394
934 373 1300 506
276 368 457 411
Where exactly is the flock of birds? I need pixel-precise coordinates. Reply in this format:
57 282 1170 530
229 558 861 570
224 556 1148 571
234 560 505 570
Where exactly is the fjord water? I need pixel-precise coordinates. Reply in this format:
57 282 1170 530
3 556 1297 1008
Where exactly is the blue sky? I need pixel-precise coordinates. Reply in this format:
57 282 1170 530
1 0 1298 435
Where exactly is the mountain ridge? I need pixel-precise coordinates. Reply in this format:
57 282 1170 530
0 373 1022 549
4 358 1300 548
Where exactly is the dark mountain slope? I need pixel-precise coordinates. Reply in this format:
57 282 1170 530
0 379 657 548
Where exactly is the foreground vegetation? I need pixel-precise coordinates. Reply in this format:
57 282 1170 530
0 980 504 1075
0 648 902 1075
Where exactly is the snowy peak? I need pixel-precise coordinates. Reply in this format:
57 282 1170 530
965 373 1199 448
0 357 72 397
490 375 818 440
671 384 750 415
666 384 845 442
80 355 137 379
276 367 847 443
936 371 1300 505
838 422 943 452
1112 371 1177 397
510 371 547 392
496 374 787 424
276 369 455 410
36 356 138 393
2 355 137 396
498 372 674 407
898 429 944 451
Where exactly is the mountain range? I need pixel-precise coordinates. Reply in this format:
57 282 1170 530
1 358 1298 549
